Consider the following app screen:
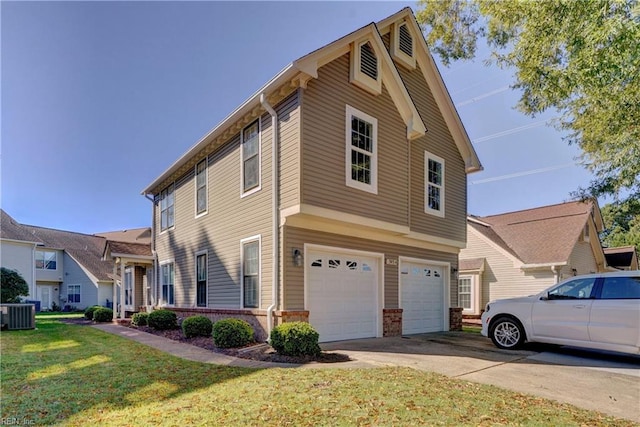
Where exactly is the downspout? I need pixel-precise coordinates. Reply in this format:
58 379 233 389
145 194 158 311
551 266 561 284
260 93 279 341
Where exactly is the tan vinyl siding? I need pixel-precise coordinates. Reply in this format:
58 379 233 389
396 62 467 242
278 91 301 210
154 113 276 309
301 54 409 226
567 240 599 276
282 226 457 310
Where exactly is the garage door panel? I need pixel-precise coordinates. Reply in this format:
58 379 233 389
401 262 445 335
307 250 378 342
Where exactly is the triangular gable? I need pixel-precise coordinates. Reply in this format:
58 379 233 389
377 8 482 173
294 23 427 140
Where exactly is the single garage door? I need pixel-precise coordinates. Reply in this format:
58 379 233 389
307 249 379 342
400 261 445 335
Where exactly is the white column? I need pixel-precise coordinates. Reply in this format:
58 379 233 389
112 261 117 321
120 261 126 319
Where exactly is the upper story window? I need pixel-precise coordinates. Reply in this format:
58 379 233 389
345 105 378 194
391 21 416 69
350 39 382 95
196 158 207 216
160 184 175 231
425 152 445 217
241 120 261 196
35 250 57 270
582 223 590 242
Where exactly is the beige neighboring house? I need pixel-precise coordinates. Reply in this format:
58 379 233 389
141 8 483 342
459 200 609 316
1 209 151 312
603 246 639 271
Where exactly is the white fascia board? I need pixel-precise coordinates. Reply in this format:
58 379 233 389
110 253 154 262
520 262 568 270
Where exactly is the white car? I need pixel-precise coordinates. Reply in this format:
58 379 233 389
481 271 640 355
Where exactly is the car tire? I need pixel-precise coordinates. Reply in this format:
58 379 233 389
489 316 525 350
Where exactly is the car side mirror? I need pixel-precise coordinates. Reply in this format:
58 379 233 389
540 293 549 301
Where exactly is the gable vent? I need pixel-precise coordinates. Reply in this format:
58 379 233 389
359 42 378 80
399 23 413 57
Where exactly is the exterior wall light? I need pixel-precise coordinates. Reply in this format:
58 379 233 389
292 248 303 267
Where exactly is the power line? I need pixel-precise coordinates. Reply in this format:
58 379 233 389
469 163 575 185
472 119 552 143
455 86 509 107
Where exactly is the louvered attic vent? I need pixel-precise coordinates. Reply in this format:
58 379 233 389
399 23 413 57
360 42 378 80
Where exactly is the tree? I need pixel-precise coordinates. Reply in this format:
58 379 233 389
1 267 29 303
600 201 640 250
416 0 640 206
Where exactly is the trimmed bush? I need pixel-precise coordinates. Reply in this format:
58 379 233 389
270 321 321 357
84 305 101 320
93 307 113 323
148 309 178 330
182 315 213 338
131 312 149 327
212 318 254 348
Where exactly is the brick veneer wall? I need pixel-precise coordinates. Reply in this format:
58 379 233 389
383 308 403 337
449 307 463 331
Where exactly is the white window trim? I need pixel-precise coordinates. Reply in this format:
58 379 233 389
195 158 208 218
35 250 58 270
240 119 262 198
390 21 416 70
349 38 382 95
67 284 81 305
345 105 378 194
159 260 175 307
240 235 261 309
195 250 208 308
424 151 445 217
159 183 175 233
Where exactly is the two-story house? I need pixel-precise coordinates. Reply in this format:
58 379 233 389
141 8 482 342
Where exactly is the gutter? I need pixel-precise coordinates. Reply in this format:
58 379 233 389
145 194 158 311
260 93 279 341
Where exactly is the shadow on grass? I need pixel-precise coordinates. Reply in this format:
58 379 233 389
0 319 259 425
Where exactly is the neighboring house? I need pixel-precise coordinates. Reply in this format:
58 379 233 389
603 246 639 271
459 200 609 316
0 209 151 311
141 8 482 342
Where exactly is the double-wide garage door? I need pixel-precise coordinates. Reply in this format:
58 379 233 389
400 261 445 335
307 249 379 342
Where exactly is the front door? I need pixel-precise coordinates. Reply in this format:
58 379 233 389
37 285 51 311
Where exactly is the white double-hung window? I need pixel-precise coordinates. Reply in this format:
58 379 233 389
241 236 260 308
425 151 445 217
345 105 378 194
195 159 207 216
160 262 175 306
160 184 175 231
241 120 261 196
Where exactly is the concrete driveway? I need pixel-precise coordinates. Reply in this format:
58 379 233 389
321 332 640 423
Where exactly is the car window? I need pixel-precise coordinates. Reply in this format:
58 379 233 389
600 277 640 299
548 277 597 300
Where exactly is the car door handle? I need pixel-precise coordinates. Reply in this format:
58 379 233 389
573 304 586 309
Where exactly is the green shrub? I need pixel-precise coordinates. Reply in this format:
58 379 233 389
93 307 113 323
270 321 321 356
84 305 101 320
131 312 149 327
212 318 254 348
148 309 178 330
182 315 213 338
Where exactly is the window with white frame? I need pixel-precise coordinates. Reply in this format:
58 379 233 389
160 184 175 231
346 105 378 194
124 268 133 307
67 284 80 304
160 262 175 305
458 276 472 310
241 238 260 308
196 159 207 216
196 252 207 307
425 152 445 216
35 250 57 270
241 120 260 195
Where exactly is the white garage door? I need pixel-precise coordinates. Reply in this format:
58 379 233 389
400 261 445 335
307 249 379 342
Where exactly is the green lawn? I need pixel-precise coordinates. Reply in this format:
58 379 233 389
0 317 633 426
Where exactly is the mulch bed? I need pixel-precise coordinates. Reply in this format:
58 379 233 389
61 318 350 364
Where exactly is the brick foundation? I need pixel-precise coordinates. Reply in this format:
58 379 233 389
383 308 403 337
449 307 463 331
164 307 310 342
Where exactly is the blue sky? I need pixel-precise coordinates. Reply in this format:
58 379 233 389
2 1 594 235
